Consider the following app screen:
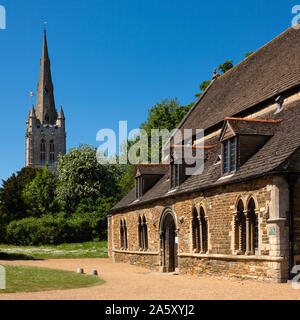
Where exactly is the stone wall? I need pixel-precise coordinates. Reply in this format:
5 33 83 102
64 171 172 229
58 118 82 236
178 256 269 281
110 175 290 282
114 250 159 271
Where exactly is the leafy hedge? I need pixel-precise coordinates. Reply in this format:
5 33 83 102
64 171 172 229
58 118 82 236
5 212 107 245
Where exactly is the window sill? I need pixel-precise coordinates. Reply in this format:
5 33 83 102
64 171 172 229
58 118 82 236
178 252 286 262
113 249 159 255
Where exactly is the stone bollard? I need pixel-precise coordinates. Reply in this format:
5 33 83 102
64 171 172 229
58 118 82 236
90 270 98 276
77 268 84 274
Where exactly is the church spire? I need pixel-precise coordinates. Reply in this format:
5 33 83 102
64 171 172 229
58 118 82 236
35 29 57 125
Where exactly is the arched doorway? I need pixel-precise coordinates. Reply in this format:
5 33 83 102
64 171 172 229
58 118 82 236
159 209 178 272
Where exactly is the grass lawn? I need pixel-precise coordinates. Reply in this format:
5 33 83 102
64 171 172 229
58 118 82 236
0 241 108 259
0 264 105 293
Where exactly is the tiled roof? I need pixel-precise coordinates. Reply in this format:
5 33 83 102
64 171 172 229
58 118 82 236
111 26 300 213
136 164 168 176
178 26 300 132
112 100 300 212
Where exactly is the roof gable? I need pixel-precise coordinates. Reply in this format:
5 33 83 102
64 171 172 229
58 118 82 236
219 121 235 141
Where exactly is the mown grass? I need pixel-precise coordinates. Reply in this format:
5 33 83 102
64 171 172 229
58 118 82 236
0 241 108 259
0 264 105 293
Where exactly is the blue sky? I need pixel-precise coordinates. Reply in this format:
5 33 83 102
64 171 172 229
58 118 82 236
0 0 298 182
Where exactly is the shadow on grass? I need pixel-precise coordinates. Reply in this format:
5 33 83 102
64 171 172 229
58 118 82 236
0 252 44 261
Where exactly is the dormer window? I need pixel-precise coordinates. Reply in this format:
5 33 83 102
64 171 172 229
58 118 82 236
135 164 168 199
223 137 237 174
219 117 282 176
170 162 180 189
136 175 143 199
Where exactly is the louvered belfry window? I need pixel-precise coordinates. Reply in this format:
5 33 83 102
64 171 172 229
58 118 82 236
49 141 55 162
40 140 46 163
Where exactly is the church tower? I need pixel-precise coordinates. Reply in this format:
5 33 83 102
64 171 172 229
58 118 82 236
25 29 66 170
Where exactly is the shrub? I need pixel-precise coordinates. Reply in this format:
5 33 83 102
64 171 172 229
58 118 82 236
5 211 108 245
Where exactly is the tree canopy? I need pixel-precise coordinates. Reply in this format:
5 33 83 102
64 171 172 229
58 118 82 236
22 164 58 217
0 166 41 221
56 144 123 212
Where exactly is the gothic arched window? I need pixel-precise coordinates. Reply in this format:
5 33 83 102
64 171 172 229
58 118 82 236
192 208 200 252
138 216 143 249
49 141 55 162
123 219 128 249
142 215 148 250
138 216 148 250
40 139 46 163
199 207 208 253
247 197 258 254
234 199 246 254
120 219 124 249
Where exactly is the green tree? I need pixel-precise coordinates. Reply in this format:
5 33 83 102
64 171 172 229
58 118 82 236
22 164 58 217
118 164 135 196
218 60 234 74
195 80 212 97
140 98 192 162
140 98 192 135
195 60 234 97
118 98 192 195
0 167 41 221
56 144 123 213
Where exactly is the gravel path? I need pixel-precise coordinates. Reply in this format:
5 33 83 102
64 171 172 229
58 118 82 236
0 258 299 300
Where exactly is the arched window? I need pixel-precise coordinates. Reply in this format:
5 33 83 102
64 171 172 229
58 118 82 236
49 141 55 162
191 206 208 253
120 219 124 249
138 216 148 250
192 208 200 252
138 216 143 249
247 197 258 254
40 139 46 163
199 207 208 253
234 199 246 254
142 215 148 250
123 219 128 249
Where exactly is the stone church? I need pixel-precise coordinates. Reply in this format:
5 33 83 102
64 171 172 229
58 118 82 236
25 30 66 170
108 25 300 283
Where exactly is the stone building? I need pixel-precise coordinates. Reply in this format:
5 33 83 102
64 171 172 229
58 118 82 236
109 26 300 283
25 30 66 171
